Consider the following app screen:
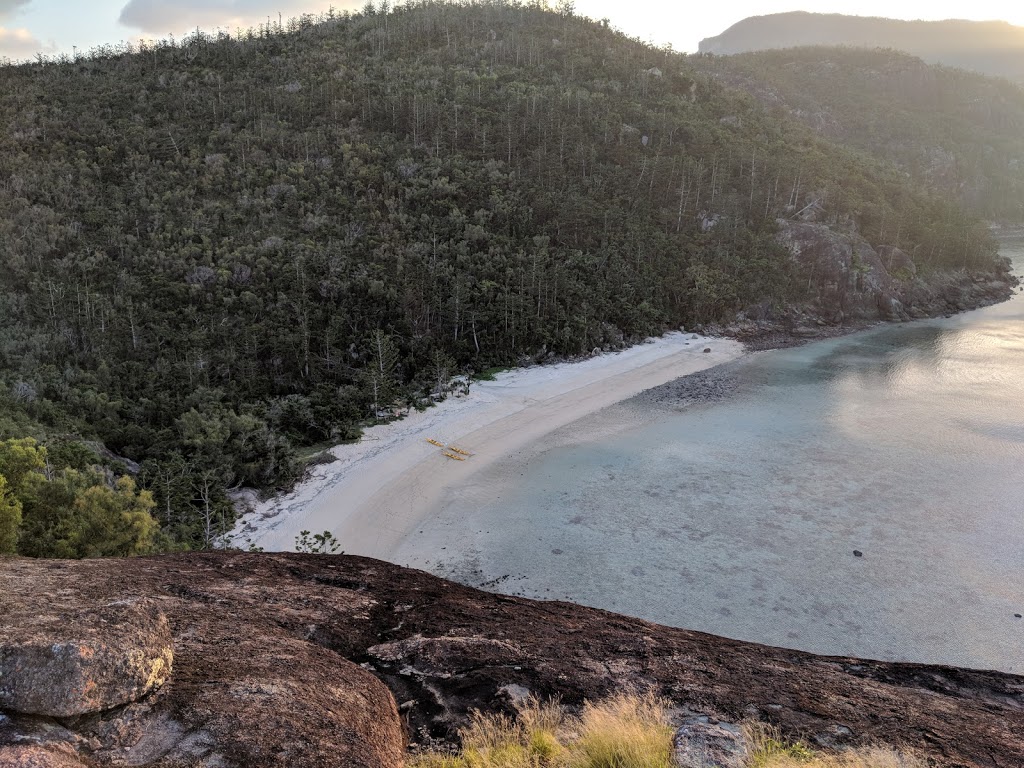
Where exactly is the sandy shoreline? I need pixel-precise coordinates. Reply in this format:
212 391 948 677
236 332 744 554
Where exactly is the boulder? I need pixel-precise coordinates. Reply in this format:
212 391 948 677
877 245 917 277
0 600 173 717
0 558 411 768
775 220 906 321
673 716 750 768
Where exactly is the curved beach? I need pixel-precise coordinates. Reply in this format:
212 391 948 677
237 332 744 554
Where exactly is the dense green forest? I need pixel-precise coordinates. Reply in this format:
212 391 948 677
690 47 1024 221
0 1 1001 555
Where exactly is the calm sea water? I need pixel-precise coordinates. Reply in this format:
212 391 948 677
394 243 1024 673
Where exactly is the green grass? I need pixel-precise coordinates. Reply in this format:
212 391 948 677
473 367 511 382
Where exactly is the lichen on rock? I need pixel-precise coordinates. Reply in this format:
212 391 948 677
0 600 173 718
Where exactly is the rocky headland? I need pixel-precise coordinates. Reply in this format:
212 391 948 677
1 553 1022 767
707 221 1020 350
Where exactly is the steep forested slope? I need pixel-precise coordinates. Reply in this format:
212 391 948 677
0 2 1003 553
691 47 1024 221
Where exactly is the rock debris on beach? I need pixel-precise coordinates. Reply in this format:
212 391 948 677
630 365 742 410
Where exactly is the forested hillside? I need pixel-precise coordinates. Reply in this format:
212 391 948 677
691 47 1024 221
0 1 1002 555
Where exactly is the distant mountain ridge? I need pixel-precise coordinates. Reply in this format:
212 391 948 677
699 12 1024 83
688 46 1024 221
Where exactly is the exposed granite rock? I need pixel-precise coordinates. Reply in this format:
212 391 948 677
0 744 92 768
0 556 406 768
0 600 172 717
2 553 1023 768
673 715 749 768
776 220 905 322
709 220 1021 348
877 245 917 277
776 221 1019 323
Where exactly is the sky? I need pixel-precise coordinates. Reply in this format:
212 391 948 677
1 0 1022 61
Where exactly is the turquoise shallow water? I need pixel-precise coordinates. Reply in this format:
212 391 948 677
394 244 1024 673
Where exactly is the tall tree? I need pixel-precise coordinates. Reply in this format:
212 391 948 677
364 330 401 417
0 476 22 555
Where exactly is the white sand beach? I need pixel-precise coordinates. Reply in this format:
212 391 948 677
235 332 744 555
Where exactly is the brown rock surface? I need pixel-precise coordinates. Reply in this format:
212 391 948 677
673 716 749 768
0 744 92 768
2 552 1023 768
0 556 406 768
0 599 172 717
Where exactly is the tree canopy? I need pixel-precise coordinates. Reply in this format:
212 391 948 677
0 438 158 557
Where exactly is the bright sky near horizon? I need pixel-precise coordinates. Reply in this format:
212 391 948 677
0 0 1022 61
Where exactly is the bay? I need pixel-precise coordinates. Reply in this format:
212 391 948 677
393 242 1024 673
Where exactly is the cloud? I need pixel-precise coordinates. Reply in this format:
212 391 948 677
118 0 351 35
0 0 30 21
0 25 53 59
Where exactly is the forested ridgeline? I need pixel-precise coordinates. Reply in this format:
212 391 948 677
697 12 1024 84
690 47 1024 221
0 1 1001 555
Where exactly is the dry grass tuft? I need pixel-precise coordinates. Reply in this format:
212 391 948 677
565 692 674 768
745 724 924 768
411 697 922 768
410 693 672 768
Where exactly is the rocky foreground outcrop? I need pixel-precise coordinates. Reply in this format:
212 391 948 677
2 553 1023 767
1 600 172 719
